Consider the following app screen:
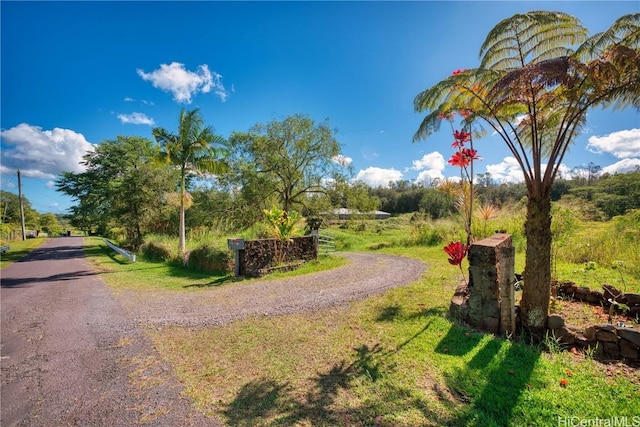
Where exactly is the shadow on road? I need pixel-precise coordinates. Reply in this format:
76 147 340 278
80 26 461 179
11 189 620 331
1 240 98 288
0 270 98 288
16 243 86 262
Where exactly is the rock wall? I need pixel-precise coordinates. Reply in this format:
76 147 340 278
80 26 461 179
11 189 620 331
548 314 640 363
239 236 317 277
556 281 640 319
549 281 640 363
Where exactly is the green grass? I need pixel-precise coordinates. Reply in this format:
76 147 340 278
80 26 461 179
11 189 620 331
262 254 347 280
86 231 639 426
84 237 348 291
0 237 49 268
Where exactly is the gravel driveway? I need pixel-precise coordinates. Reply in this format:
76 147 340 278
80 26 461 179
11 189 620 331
1 237 425 426
116 252 426 328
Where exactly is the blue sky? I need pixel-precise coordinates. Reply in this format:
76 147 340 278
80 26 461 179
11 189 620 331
1 1 639 214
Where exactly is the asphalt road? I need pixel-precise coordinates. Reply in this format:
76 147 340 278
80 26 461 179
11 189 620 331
1 237 216 426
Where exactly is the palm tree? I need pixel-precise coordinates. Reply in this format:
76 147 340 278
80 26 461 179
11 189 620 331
414 11 639 339
153 108 229 254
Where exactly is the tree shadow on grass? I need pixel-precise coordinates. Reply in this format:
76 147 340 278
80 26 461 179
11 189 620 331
436 329 541 426
376 303 447 323
434 324 485 357
222 343 450 426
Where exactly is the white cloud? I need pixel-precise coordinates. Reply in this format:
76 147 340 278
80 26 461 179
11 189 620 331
125 97 155 106
587 128 640 158
485 157 575 182
332 154 353 167
45 180 55 189
602 158 640 175
354 167 403 188
411 151 445 185
137 62 229 104
485 157 525 183
412 151 445 171
0 123 94 178
415 169 443 185
117 112 155 126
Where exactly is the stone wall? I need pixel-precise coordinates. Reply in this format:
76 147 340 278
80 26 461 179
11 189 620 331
450 233 515 335
238 236 317 277
556 281 640 319
548 314 640 363
549 281 640 363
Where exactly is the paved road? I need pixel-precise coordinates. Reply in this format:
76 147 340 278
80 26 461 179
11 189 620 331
1 237 216 426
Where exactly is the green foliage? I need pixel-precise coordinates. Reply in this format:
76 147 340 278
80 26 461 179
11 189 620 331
553 209 640 284
227 114 343 213
303 216 326 234
0 190 40 229
56 136 178 247
420 188 456 219
240 221 273 240
153 108 229 253
139 235 177 262
186 241 232 274
263 207 300 241
39 212 64 236
114 239 640 427
594 171 640 218
407 220 451 246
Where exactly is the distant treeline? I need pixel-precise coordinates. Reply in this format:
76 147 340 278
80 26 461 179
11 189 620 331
370 169 640 220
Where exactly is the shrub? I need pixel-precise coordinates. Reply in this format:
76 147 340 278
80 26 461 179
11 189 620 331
304 216 326 234
140 238 174 262
241 222 273 239
186 242 233 273
409 222 445 246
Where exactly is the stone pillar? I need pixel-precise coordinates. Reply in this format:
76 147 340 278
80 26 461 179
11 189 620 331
467 233 515 335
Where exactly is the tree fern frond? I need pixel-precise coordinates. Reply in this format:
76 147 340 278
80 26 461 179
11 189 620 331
577 13 640 60
480 11 586 70
413 111 445 142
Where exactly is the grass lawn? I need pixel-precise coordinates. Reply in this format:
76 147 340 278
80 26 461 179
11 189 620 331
0 237 48 268
84 236 640 426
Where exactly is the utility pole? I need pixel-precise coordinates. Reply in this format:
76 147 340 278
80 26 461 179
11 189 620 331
17 169 26 240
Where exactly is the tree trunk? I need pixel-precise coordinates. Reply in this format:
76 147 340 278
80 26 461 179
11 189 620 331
179 172 186 254
520 192 552 341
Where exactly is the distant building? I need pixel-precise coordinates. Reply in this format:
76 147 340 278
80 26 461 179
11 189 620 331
329 208 391 220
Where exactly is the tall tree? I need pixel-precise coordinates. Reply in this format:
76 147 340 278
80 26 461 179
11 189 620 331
152 108 229 253
228 114 344 213
414 12 640 338
56 136 176 245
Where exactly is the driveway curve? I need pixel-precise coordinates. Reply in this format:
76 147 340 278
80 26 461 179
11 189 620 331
118 251 426 327
1 237 425 426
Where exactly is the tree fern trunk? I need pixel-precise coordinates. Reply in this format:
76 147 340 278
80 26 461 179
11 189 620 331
520 193 552 340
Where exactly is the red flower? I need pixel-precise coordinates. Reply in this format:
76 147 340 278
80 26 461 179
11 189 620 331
452 130 471 148
559 378 568 387
444 241 469 266
448 152 467 167
452 68 466 75
448 148 480 167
